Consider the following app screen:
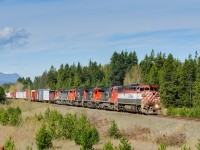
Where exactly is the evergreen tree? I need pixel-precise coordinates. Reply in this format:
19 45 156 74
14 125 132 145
4 136 16 150
36 124 52 150
33 76 42 89
103 141 115 150
179 55 196 107
41 71 48 89
118 137 133 150
123 65 142 85
56 64 65 89
140 50 155 83
159 54 180 107
47 66 57 90
0 86 6 103
108 120 120 139
193 57 200 106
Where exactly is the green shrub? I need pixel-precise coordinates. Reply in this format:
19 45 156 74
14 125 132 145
4 136 16 150
80 126 99 150
26 145 33 150
36 113 44 121
0 86 6 104
103 141 115 150
179 108 187 117
47 110 63 139
73 115 99 150
0 107 21 126
36 123 52 150
181 145 191 150
7 107 22 126
0 109 9 125
118 137 133 150
196 138 200 150
166 107 177 116
158 143 167 150
61 113 77 140
108 120 120 139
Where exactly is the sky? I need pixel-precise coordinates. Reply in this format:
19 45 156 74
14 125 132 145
0 0 200 79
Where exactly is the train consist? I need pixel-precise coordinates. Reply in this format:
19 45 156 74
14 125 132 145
6 84 161 114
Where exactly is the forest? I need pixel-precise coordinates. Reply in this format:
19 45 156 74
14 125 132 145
2 50 200 108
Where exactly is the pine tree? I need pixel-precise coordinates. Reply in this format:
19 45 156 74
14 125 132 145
36 124 52 150
57 64 65 89
140 51 154 83
179 55 196 107
159 54 180 107
47 66 57 90
118 137 133 150
0 86 6 103
4 136 16 150
193 57 200 106
108 120 120 139
103 141 115 150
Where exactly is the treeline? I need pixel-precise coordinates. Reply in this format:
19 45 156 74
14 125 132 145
3 50 200 108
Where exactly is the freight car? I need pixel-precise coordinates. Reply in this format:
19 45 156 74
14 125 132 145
6 84 161 115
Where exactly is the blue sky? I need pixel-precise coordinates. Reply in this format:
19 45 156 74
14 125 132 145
0 0 200 79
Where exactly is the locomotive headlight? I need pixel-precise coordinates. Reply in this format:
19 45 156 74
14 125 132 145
155 104 159 108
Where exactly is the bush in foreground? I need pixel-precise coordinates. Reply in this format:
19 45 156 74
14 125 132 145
4 136 16 150
108 120 120 139
0 107 21 126
103 141 115 150
73 115 99 150
0 86 6 104
158 143 166 150
118 137 133 150
196 138 200 150
36 123 52 150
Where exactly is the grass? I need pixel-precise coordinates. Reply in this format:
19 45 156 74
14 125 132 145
0 99 199 149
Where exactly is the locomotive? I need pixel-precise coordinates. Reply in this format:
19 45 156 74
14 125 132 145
6 84 161 115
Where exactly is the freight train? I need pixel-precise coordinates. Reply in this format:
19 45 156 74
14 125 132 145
6 84 161 114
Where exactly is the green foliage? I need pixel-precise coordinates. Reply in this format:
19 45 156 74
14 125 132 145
166 107 177 116
4 136 16 150
61 113 78 140
118 137 133 150
193 57 200 106
0 86 6 103
159 54 181 107
26 145 33 150
0 107 21 126
36 123 53 150
73 115 99 150
158 143 167 150
109 51 138 86
108 120 120 139
196 138 200 150
181 145 191 150
47 65 57 90
47 110 63 139
166 107 200 118
103 141 115 150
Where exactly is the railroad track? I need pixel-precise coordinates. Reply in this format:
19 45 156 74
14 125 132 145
156 114 200 122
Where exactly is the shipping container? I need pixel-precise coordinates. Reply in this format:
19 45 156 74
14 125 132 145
31 90 38 101
43 90 49 101
26 90 31 100
49 90 55 103
38 89 43 101
11 92 16 99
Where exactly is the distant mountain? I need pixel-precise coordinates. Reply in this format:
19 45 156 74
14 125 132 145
0 72 20 85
